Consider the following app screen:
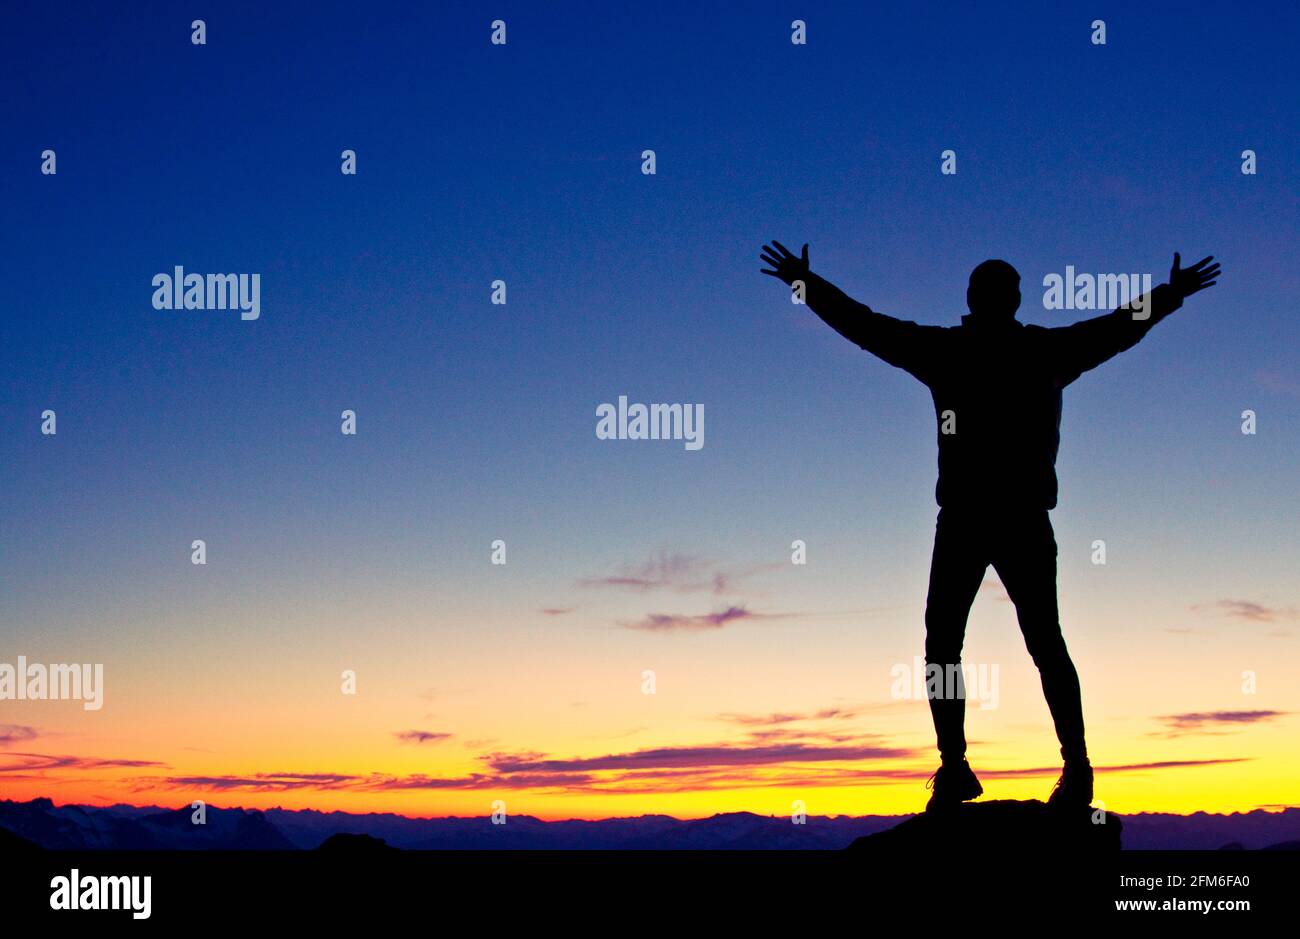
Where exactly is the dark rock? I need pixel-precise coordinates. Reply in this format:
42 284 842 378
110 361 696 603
0 825 41 853
314 833 398 852
847 799 1122 852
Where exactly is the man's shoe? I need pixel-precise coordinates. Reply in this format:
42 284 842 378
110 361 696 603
1047 760 1094 809
925 759 983 812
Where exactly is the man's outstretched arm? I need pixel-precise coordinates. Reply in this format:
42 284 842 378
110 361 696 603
1052 253 1221 382
760 240 938 379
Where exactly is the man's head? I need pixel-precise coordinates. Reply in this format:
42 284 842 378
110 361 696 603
966 259 1021 321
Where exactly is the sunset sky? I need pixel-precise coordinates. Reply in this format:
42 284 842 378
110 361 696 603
2 1 1297 822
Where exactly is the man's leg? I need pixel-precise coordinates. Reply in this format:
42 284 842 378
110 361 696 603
991 510 1087 766
924 508 988 764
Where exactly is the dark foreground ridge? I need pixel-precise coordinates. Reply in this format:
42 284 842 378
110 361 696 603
0 825 41 854
848 799 1121 852
314 832 398 853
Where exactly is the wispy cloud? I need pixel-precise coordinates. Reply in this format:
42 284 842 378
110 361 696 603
580 550 781 596
1 752 167 774
1152 710 1288 737
539 607 574 616
1254 368 1300 399
977 758 1248 778
145 770 585 793
580 550 707 592
715 705 909 745
715 706 868 726
139 729 915 795
740 727 874 744
131 748 1247 800
978 578 1011 603
1192 599 1298 623
0 724 39 747
359 773 588 791
482 741 918 774
154 772 360 792
621 604 769 632
394 730 453 745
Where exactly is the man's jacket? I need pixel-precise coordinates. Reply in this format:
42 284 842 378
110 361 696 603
802 273 1183 509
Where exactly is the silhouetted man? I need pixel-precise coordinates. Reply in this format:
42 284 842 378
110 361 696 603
760 242 1220 810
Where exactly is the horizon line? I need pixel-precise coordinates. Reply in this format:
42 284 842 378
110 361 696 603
9 794 1298 824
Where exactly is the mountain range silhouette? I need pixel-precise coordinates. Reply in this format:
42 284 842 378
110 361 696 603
3 797 1298 850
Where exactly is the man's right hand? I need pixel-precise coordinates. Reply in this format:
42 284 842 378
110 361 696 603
760 240 810 286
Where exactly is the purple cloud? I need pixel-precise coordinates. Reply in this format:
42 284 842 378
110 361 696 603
580 551 709 592
976 758 1249 778
716 706 866 726
1192 599 1297 623
0 725 39 746
623 604 766 632
483 741 918 774
394 730 453 745
156 772 360 792
0 752 166 774
580 550 781 596
1154 710 1288 736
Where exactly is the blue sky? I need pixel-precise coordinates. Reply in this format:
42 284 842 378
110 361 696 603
5 0 1296 611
